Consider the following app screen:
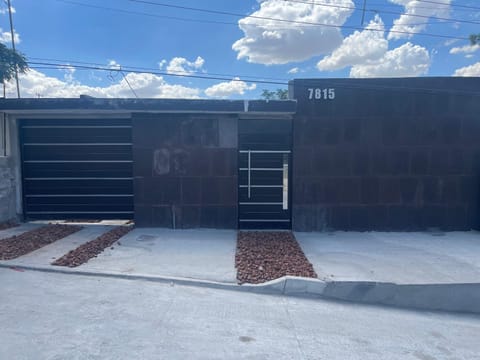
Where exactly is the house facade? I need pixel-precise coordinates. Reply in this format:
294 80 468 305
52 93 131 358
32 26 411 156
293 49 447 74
1 77 479 231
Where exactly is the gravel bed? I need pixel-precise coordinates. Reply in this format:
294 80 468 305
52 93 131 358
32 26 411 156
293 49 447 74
0 220 19 231
52 226 133 267
0 224 82 260
235 231 317 284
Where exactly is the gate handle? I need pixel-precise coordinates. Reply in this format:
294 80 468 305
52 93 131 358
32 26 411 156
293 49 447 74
283 154 288 210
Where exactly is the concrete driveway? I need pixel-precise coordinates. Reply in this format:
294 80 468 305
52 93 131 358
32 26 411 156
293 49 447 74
81 228 238 283
296 231 480 284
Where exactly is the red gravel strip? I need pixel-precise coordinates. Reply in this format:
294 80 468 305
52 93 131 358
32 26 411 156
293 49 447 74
0 220 19 231
52 226 133 267
235 231 317 284
0 224 82 260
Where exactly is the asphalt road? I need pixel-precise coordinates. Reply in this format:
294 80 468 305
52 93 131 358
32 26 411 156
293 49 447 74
0 268 479 360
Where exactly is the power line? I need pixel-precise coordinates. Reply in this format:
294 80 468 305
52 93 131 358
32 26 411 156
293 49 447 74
125 0 470 40
283 0 480 25
120 70 138 98
53 0 471 40
27 61 289 85
28 56 291 82
54 0 237 27
415 0 480 11
359 0 474 12
26 61 480 98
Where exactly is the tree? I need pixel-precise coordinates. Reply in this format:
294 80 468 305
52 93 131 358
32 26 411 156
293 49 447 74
0 43 28 96
261 88 289 100
470 33 480 45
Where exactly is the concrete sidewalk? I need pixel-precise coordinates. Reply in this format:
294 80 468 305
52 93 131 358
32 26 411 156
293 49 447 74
2 224 480 313
81 228 237 283
295 231 480 284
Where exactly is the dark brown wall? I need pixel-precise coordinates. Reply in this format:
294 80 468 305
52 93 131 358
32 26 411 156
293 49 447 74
132 113 238 228
291 78 480 231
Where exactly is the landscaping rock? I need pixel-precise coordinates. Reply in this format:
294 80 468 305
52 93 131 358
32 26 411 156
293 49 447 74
52 226 133 267
235 231 317 284
0 224 82 260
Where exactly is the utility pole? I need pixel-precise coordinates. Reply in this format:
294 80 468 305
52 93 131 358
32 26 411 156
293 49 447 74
7 0 20 98
361 0 367 26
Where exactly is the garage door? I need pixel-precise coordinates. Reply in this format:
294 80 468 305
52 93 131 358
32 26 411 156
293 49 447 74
20 118 133 220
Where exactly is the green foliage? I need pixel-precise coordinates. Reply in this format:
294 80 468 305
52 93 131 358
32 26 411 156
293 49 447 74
0 43 28 84
470 33 480 45
261 88 289 100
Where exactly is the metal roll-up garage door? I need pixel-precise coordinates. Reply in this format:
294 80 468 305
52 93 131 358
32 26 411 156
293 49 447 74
20 118 133 220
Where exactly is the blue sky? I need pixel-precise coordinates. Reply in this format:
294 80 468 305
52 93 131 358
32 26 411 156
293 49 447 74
1 0 479 98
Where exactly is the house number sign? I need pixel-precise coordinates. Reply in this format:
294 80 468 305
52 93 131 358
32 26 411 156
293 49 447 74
307 88 335 100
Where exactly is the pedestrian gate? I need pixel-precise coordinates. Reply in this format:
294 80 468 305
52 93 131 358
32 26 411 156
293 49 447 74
238 119 292 229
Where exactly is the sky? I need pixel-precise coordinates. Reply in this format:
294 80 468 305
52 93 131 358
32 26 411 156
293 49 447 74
0 0 479 99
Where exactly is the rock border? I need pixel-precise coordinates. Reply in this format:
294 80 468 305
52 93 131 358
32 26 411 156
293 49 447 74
52 225 133 267
235 231 317 284
0 224 82 260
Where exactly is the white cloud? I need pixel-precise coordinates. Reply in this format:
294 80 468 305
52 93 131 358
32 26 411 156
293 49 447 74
158 59 167 70
165 56 205 75
450 44 480 55
444 38 459 47
317 15 387 71
453 62 480 76
108 60 121 70
387 0 452 40
350 42 430 78
287 67 299 74
204 78 256 98
232 0 355 65
0 27 20 44
62 65 76 83
5 69 201 98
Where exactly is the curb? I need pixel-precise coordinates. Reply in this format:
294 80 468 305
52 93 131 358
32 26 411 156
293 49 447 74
1 263 480 315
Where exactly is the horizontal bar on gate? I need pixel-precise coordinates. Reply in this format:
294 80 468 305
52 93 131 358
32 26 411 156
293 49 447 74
239 150 291 154
26 194 133 198
24 161 132 164
26 211 134 214
239 185 283 188
22 126 131 129
24 177 134 181
239 168 283 171
239 219 290 222
239 202 283 205
23 143 132 146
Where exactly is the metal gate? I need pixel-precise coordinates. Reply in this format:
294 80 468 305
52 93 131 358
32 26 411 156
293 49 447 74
20 118 133 220
238 119 292 229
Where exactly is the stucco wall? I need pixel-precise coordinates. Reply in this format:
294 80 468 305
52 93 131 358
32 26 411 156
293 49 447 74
132 113 238 228
291 77 480 231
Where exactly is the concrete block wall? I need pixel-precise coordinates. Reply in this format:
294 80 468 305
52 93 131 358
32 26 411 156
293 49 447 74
291 78 480 231
132 113 238 228
0 116 21 223
0 157 17 222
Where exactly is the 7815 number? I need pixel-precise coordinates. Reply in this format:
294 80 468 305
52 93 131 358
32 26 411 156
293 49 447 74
307 88 335 100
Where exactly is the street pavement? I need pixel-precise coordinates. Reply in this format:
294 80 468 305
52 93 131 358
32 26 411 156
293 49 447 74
1 268 479 360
